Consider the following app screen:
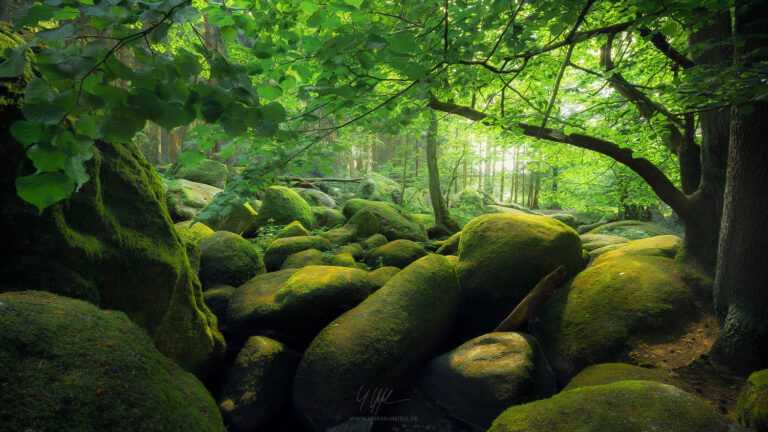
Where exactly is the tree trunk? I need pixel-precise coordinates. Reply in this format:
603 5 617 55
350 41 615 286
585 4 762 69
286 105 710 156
499 147 506 200
426 112 460 236
711 1 768 374
159 127 170 164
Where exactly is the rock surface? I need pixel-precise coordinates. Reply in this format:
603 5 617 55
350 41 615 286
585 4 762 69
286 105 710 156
366 239 428 269
253 186 316 229
199 231 266 288
343 199 427 242
176 159 229 189
737 369 768 432
263 236 333 271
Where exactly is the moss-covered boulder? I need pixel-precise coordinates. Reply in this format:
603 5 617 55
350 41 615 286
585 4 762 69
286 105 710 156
594 234 682 262
446 254 459 267
420 332 556 428
483 205 529 215
533 253 695 382
436 230 461 255
368 266 400 292
366 239 428 269
225 266 370 346
176 220 215 243
275 221 309 239
263 236 332 271
361 233 388 250
563 363 677 391
294 187 337 208
321 208 378 245
737 369 768 432
579 233 629 251
356 172 402 204
455 213 584 340
587 220 675 239
280 249 325 269
487 380 747 432
176 159 229 189
589 243 624 259
547 213 579 229
253 186 316 229
199 232 266 288
0 291 225 431
339 242 365 259
203 285 235 323
292 255 459 429
219 336 300 432
329 252 357 268
0 95 222 374
451 188 485 226
343 199 427 242
165 179 223 222
312 207 346 228
203 200 258 235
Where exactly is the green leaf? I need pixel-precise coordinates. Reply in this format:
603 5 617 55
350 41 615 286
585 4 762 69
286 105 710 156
0 44 30 78
262 102 286 122
148 22 171 43
389 33 415 54
180 149 207 165
300 0 319 15
404 63 426 80
257 84 282 101
22 79 72 125
155 102 195 130
220 26 236 42
10 121 46 147
200 98 224 122
13 4 56 29
53 6 80 20
16 171 75 213
38 23 75 42
27 142 68 172
366 34 388 50
345 0 363 8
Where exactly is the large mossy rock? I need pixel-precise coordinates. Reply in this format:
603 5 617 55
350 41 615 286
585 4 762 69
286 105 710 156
455 213 584 340
487 380 747 432
176 159 229 189
586 219 675 239
368 266 400 291
225 266 370 346
321 208 378 245
451 188 485 227
312 207 347 228
280 249 325 269
275 221 310 239
737 369 768 432
356 172 402 204
343 199 427 242
366 239 428 269
198 232 266 288
253 186 316 229
294 187 337 208
533 247 695 382
165 179 223 222
563 363 677 391
436 230 461 255
292 255 459 429
202 285 235 323
202 200 258 235
218 336 300 432
263 236 332 271
420 332 556 428
0 291 225 431
0 67 223 375
579 233 629 251
593 234 682 262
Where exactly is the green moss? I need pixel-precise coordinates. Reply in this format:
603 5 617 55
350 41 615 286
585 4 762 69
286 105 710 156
339 242 365 259
455 213 584 340
292 255 459 429
164 178 223 209
219 336 300 431
176 159 229 189
0 291 225 432
343 199 427 242
675 245 715 295
0 26 35 109
281 249 325 269
330 252 357 268
275 221 310 239
548 213 578 229
594 235 682 263
589 243 624 259
368 266 400 292
204 201 258 235
312 207 347 228
533 254 695 381
263 236 332 271
356 172 401 204
737 369 768 431
451 188 484 227
563 363 677 391
366 239 428 269
295 188 336 207
580 234 629 252
361 233 388 250
175 221 215 243
225 266 370 346
436 231 462 255
199 231 266 287
488 380 746 432
321 208 378 245
587 220 675 240
253 186 316 229
202 285 235 322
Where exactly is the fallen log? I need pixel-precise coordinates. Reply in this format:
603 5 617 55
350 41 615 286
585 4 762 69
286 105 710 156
277 176 362 183
481 192 542 215
494 265 568 332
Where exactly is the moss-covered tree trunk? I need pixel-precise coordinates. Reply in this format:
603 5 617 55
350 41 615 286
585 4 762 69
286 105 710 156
426 111 460 237
711 1 768 374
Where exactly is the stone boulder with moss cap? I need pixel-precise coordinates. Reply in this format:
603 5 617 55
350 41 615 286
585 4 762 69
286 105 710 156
420 332 556 428
586 219 675 239
253 185 316 229
455 213 584 341
202 199 258 235
164 179 223 222
0 44 223 375
533 247 695 383
593 234 682 263
451 188 485 226
292 255 460 429
436 230 461 255
321 208 378 245
263 236 332 271
0 291 225 432
225 266 370 346
737 369 768 432
199 232 265 288
343 199 427 242
294 188 337 208
361 233 388 250
275 221 309 239
218 336 301 432
563 363 678 391
203 285 235 323
280 249 325 269
487 380 748 432
366 239 428 269
356 172 402 204
579 233 629 251
176 159 229 189
368 266 400 291
312 207 347 228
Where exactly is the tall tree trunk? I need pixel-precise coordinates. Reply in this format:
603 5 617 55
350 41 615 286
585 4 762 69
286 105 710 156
462 159 467 190
426 112 459 235
711 1 768 374
499 147 506 200
159 127 170 164
532 175 540 209
512 147 519 203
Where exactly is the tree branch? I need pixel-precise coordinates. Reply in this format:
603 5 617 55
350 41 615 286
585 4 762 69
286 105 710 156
638 27 695 69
